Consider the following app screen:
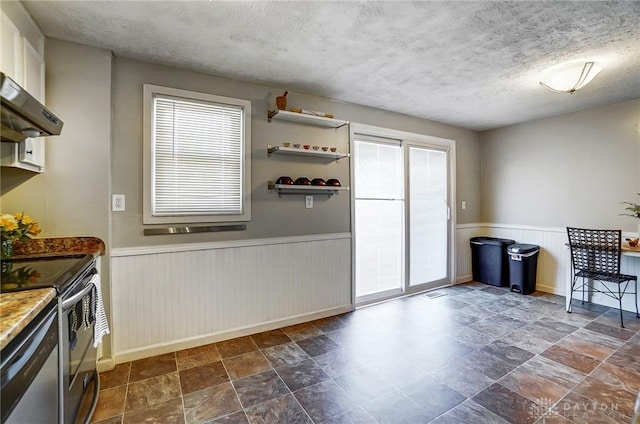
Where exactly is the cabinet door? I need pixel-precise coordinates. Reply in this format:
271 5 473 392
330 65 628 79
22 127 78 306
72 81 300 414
1 11 24 84
23 37 45 102
19 138 45 169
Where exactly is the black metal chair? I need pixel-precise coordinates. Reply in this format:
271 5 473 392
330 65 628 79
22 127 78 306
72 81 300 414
566 227 639 327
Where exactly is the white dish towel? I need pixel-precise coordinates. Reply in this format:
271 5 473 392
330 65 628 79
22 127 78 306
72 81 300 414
89 273 110 348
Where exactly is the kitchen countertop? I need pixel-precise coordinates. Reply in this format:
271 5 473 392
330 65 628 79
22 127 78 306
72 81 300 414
0 288 56 350
1 236 105 350
12 236 105 258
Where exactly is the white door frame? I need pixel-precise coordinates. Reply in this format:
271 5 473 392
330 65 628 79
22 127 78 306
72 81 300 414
349 123 457 306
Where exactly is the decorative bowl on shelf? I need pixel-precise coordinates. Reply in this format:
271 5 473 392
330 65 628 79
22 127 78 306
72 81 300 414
330 147 337 152
321 147 329 151
312 146 320 150
293 144 300 148
282 142 291 147
303 144 310 150
276 176 294 185
326 179 341 187
294 177 311 185
311 178 326 186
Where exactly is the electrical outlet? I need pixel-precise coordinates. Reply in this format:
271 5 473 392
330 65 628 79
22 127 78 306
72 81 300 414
112 194 126 212
305 195 313 209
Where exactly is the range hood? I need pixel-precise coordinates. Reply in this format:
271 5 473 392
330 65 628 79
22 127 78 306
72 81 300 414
1 72 63 143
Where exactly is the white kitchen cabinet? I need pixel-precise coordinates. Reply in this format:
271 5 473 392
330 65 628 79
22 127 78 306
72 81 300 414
23 37 45 102
1 7 46 173
1 138 45 172
1 11 24 85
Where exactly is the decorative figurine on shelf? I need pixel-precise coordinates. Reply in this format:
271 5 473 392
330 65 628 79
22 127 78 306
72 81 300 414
276 91 288 110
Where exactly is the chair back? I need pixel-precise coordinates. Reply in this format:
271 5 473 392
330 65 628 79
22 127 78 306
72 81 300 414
566 227 622 274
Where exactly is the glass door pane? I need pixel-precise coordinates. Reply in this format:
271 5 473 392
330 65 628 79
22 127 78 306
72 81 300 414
355 199 404 297
408 146 448 287
354 140 404 299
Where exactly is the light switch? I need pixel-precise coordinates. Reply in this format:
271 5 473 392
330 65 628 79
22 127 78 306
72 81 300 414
462 200 467 210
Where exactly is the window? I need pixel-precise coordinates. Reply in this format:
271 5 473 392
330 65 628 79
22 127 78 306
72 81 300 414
143 85 251 224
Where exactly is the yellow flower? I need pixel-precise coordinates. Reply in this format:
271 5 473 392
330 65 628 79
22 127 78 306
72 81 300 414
1 212 41 242
27 223 41 236
1 214 18 231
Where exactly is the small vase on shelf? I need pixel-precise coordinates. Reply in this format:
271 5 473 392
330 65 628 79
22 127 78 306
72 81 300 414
276 90 288 110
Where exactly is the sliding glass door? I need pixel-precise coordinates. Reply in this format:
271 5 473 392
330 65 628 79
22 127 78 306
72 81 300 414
408 145 449 288
353 138 404 301
353 127 453 304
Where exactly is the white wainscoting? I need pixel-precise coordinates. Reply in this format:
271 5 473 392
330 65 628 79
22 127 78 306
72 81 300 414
482 224 569 295
110 233 352 363
110 226 637 362
455 223 640 313
618 255 640 312
455 224 485 283
456 223 575 295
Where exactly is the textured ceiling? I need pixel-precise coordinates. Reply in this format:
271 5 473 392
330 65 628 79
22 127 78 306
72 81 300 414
22 0 640 131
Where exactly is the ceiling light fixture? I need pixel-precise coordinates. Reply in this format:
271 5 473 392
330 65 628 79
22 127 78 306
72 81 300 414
539 61 602 94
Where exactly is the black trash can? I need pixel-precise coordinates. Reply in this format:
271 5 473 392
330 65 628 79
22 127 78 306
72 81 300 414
508 244 540 295
470 237 515 286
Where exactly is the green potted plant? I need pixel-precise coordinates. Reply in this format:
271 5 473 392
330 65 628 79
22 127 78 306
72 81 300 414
621 193 640 239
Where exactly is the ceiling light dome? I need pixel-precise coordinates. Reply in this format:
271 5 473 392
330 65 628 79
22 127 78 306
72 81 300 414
539 60 603 94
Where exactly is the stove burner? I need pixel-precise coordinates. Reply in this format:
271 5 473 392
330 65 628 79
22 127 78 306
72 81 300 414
1 254 93 294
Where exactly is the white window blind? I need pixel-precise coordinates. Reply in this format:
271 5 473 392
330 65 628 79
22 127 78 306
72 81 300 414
143 85 251 224
354 138 405 298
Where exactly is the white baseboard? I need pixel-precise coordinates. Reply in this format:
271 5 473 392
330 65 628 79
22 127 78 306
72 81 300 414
456 274 473 284
113 305 353 364
535 283 564 296
455 273 561 297
97 357 116 373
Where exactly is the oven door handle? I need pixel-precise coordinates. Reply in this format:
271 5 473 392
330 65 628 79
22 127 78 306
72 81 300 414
61 273 97 311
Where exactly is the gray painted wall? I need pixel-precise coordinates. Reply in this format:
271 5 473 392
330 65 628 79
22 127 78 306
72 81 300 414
0 39 114 354
111 57 481 248
0 40 480 362
481 98 640 231
1 40 112 239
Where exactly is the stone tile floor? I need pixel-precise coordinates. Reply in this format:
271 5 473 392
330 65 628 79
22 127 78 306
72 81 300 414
92 282 640 423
